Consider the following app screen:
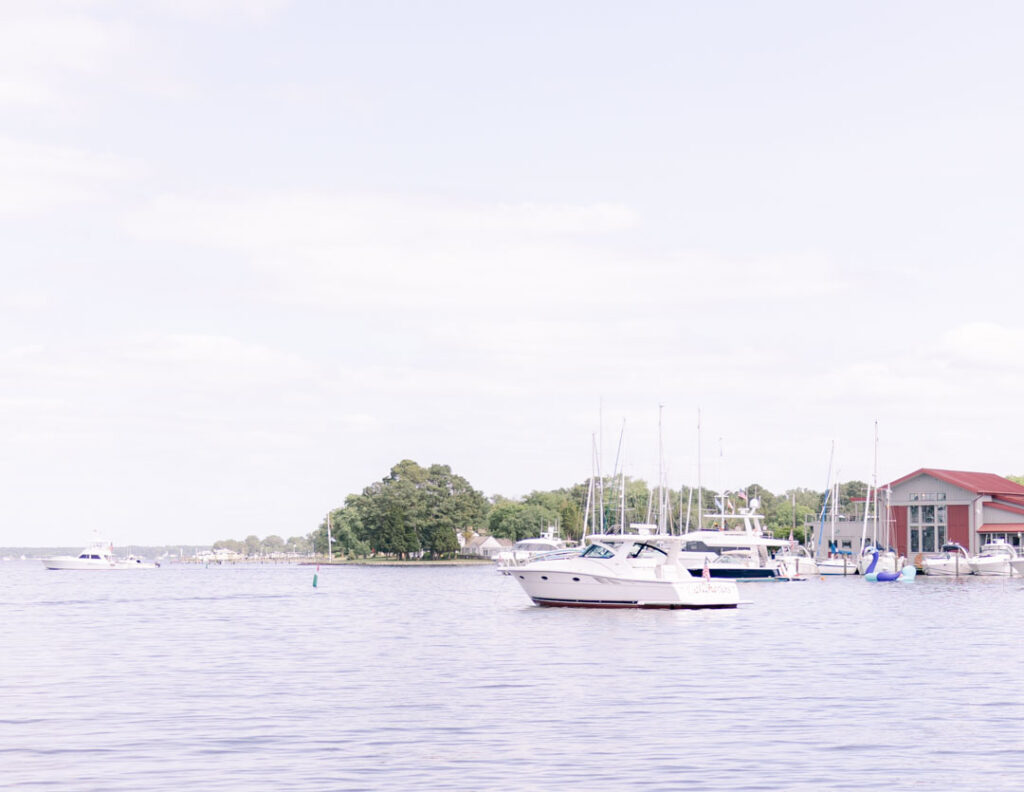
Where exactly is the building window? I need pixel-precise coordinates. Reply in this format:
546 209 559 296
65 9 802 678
909 493 947 502
908 504 947 554
983 532 1022 549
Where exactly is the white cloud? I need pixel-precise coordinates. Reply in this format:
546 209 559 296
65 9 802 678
0 9 126 108
145 0 291 22
0 137 141 215
944 322 1024 368
123 191 843 324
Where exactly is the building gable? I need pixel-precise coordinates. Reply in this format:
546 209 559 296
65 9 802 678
887 471 979 504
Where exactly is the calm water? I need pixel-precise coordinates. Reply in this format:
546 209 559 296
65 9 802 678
2 560 1024 791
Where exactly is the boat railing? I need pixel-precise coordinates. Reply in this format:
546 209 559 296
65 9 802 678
496 547 582 571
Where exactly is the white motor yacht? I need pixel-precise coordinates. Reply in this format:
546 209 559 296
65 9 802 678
677 508 788 580
42 543 159 570
506 536 740 609
969 541 1019 576
922 543 972 577
43 543 120 570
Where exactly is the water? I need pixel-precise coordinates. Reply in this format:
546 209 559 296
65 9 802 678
3 561 1024 791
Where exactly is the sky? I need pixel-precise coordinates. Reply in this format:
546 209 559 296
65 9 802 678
4 0 1024 546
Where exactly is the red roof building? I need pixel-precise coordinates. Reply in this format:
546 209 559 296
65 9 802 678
882 468 1024 559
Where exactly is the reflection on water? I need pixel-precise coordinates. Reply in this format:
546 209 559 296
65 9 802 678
2 562 1024 791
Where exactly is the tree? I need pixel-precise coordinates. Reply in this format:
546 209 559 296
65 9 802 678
212 539 245 554
244 535 261 557
262 535 285 554
286 535 312 555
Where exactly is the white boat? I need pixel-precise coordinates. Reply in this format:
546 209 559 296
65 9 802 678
855 424 905 577
677 506 788 580
969 541 1019 576
815 456 858 575
42 543 159 570
817 554 857 576
494 527 569 567
119 554 160 569
773 544 819 579
506 535 740 609
922 543 972 577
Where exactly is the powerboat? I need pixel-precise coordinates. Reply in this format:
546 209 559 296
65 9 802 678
773 544 819 579
677 508 788 580
969 541 1019 576
42 543 159 570
922 543 972 576
818 553 857 576
506 536 740 609
119 554 160 569
494 535 569 567
42 542 121 570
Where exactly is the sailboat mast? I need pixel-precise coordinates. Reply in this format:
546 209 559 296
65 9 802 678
597 403 605 534
818 440 835 556
696 408 703 531
658 404 665 534
872 420 879 548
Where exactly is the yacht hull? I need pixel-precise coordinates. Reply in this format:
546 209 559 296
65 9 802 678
42 558 118 570
969 560 1015 576
511 568 739 609
818 559 857 576
686 566 776 580
922 560 971 576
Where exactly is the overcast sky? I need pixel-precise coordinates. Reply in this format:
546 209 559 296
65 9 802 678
4 1 1024 547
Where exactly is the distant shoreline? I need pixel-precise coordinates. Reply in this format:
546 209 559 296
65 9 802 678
300 558 494 567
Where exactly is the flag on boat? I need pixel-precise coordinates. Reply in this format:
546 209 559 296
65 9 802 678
702 558 710 581
737 490 747 501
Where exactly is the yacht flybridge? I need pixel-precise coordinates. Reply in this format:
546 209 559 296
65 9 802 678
506 536 740 609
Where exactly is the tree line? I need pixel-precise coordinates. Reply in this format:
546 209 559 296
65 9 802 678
290 458 878 560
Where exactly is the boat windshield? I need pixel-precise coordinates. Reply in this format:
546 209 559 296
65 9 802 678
581 544 615 559
628 542 667 559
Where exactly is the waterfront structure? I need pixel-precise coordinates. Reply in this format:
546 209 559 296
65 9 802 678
884 469 1024 561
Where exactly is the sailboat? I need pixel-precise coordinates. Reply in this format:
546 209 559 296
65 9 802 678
818 479 856 576
816 443 856 576
854 424 896 575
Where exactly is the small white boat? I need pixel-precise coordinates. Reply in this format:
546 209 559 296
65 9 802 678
42 543 159 570
494 535 569 567
922 543 972 577
118 554 160 569
506 536 740 609
773 544 819 579
969 541 1019 576
818 554 857 576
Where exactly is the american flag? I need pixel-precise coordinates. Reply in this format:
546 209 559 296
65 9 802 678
702 558 711 581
